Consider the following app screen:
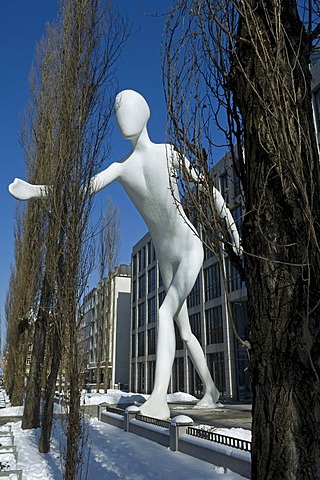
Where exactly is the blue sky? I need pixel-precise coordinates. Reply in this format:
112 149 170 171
0 0 174 346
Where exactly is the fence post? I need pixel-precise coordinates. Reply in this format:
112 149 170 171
97 403 107 421
170 415 194 451
124 405 140 432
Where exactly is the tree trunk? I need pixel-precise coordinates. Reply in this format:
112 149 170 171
232 1 320 478
22 277 51 429
64 330 81 480
10 333 28 407
103 277 112 392
65 383 81 480
39 331 62 453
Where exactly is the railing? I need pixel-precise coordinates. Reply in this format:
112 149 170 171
187 426 251 452
106 405 125 415
136 414 171 429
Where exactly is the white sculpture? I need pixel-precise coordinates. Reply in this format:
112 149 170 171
9 89 241 420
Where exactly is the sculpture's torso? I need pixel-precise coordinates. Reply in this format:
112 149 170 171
118 142 201 266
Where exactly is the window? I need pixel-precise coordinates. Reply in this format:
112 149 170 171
132 306 136 330
138 275 146 299
233 167 241 198
204 264 221 301
138 332 145 356
187 275 201 308
206 306 223 344
172 357 184 392
188 359 203 397
138 247 146 272
138 303 146 327
148 328 156 355
131 364 136 392
203 230 215 261
207 352 226 395
132 280 136 303
148 296 156 323
226 258 245 292
147 241 155 265
189 312 202 342
131 334 136 358
148 267 156 293
137 362 145 392
314 88 320 134
147 361 155 393
220 172 229 203
132 254 137 277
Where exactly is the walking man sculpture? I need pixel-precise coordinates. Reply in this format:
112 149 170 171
9 89 241 419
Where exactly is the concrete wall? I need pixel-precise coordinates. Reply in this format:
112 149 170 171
178 434 251 478
129 419 170 447
100 411 124 429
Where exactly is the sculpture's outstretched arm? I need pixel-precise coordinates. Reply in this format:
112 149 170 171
87 162 122 195
9 162 122 201
213 187 242 256
174 152 242 255
8 178 47 201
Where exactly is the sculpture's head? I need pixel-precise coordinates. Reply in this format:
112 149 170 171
115 90 150 139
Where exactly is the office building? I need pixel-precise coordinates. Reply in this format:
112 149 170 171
79 264 131 390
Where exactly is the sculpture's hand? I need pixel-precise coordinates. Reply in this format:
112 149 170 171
213 187 243 256
8 178 47 200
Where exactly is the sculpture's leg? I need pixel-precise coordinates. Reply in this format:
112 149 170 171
140 255 199 420
140 243 209 419
176 302 220 406
139 295 176 420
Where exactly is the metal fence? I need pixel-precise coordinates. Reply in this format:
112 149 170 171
106 405 125 415
136 414 171 429
187 427 251 452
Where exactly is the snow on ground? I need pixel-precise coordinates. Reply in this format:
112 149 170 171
0 391 250 479
79 389 198 407
0 405 24 416
197 424 251 442
7 418 248 480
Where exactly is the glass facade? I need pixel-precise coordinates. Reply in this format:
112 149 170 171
206 306 224 344
148 296 156 323
187 275 201 308
148 267 156 293
204 263 221 301
148 328 156 355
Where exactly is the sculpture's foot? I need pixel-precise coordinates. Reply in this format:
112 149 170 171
195 385 220 408
140 395 170 420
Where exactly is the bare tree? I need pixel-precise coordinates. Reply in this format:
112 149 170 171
103 202 120 392
5 201 45 407
164 1 320 478
95 199 120 392
98 199 120 281
20 15 66 431
32 4 129 477
12 1 129 478
4 267 30 406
